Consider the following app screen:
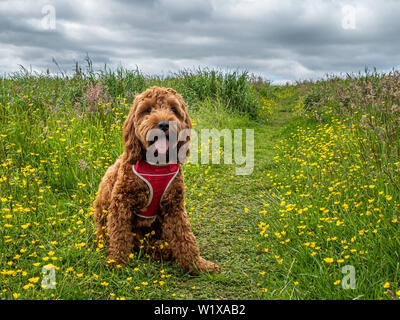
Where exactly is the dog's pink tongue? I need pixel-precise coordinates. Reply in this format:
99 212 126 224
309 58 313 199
155 137 169 154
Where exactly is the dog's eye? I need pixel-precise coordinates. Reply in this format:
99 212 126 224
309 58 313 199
171 106 179 116
144 107 151 114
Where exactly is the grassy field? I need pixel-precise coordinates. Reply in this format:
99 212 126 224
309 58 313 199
0 68 399 300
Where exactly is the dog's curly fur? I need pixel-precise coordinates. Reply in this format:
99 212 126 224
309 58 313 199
93 86 220 274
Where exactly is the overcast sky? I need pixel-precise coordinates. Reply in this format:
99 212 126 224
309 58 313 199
1 0 400 83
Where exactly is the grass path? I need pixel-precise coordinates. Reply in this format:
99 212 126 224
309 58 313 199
163 92 300 299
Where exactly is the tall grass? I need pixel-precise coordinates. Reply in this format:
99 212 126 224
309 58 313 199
1 61 271 121
299 71 400 192
168 69 261 118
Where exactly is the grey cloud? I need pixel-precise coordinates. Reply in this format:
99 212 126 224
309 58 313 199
0 0 400 82
157 0 213 22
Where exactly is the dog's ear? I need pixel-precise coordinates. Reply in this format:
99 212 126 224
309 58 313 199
182 101 192 131
123 97 142 164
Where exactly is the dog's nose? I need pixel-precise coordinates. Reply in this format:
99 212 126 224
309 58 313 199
158 121 169 132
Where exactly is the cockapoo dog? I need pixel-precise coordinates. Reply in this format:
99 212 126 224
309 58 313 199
93 86 220 274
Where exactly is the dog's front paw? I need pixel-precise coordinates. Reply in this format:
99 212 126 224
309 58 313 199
195 257 221 274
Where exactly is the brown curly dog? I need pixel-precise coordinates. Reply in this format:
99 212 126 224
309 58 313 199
93 86 220 274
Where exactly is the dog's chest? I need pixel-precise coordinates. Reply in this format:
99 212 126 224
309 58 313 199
132 160 179 218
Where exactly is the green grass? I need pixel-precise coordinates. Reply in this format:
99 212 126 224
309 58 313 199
0 69 399 300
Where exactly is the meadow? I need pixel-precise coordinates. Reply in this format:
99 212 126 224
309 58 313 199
0 66 399 300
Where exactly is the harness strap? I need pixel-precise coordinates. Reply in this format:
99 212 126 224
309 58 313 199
132 160 179 218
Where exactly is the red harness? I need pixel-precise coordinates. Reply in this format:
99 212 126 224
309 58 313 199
132 160 179 218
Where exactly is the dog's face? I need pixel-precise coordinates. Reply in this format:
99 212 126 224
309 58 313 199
123 86 192 164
